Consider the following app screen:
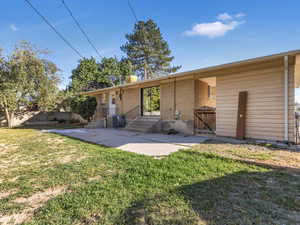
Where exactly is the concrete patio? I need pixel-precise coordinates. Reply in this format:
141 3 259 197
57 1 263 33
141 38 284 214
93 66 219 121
44 128 210 156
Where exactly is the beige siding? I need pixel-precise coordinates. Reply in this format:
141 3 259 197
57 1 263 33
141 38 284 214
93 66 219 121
122 88 140 118
216 65 295 141
175 79 195 120
288 66 295 142
115 90 122 115
161 82 175 120
195 80 216 108
161 79 195 120
94 93 109 120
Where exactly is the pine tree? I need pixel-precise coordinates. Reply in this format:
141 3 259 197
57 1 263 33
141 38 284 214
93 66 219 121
121 19 181 79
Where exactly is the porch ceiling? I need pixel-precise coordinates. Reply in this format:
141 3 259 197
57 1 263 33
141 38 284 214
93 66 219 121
199 77 216 87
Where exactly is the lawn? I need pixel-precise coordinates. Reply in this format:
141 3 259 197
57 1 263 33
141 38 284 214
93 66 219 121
0 128 299 225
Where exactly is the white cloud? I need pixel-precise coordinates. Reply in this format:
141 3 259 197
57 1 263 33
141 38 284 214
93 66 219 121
235 12 246 18
217 13 232 21
10 24 19 31
184 21 244 38
184 13 246 38
218 12 246 21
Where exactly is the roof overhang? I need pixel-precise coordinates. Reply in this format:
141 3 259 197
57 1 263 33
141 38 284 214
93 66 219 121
82 49 300 96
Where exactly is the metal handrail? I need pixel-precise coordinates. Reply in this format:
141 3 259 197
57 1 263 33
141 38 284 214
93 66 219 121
124 105 140 119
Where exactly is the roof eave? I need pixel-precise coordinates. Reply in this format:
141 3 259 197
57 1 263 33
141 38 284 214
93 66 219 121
82 49 300 96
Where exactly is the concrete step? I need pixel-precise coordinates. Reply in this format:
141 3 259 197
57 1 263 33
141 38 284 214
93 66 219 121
85 120 99 129
127 121 158 126
125 127 149 132
126 125 152 131
124 116 160 133
134 118 160 122
195 128 215 134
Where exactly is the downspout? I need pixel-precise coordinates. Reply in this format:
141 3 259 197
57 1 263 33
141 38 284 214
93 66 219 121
284 55 289 141
174 78 177 119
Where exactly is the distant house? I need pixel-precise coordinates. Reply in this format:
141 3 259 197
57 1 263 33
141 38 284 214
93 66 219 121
83 50 300 143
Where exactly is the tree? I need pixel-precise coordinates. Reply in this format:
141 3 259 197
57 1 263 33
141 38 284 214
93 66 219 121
69 57 109 92
121 19 181 79
34 59 61 110
0 41 60 128
143 86 160 113
68 57 132 119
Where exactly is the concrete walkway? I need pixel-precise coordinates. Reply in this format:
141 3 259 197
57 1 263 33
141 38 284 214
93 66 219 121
44 128 209 156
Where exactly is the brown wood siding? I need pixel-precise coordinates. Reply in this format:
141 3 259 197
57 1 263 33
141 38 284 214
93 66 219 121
216 65 295 142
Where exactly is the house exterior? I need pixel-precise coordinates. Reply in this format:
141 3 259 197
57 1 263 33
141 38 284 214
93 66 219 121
84 50 300 143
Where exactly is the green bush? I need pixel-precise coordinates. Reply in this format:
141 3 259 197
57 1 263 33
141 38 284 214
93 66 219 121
70 95 96 120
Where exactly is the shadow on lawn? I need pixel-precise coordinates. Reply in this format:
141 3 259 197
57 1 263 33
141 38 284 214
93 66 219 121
122 170 300 225
16 123 84 130
184 150 300 173
202 138 300 153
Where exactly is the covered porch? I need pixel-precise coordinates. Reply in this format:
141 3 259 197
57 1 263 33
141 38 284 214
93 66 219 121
84 51 300 143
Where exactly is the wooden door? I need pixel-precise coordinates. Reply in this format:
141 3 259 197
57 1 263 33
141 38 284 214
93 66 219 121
236 91 248 139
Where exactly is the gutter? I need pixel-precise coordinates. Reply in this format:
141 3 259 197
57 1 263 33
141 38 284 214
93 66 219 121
284 55 289 141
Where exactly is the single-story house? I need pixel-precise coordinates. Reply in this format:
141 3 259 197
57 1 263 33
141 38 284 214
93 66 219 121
83 50 300 143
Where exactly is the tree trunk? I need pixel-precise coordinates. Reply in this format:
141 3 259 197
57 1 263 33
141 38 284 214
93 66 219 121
144 65 147 80
4 108 14 128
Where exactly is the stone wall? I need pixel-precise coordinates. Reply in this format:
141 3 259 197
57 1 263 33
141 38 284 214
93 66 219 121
0 111 87 127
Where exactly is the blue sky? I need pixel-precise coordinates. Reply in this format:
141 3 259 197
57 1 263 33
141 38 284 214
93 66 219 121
1 0 300 96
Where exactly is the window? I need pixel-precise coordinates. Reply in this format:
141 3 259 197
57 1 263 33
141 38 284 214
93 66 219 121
208 86 216 99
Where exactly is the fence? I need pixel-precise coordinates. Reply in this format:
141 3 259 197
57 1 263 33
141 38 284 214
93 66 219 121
194 107 216 134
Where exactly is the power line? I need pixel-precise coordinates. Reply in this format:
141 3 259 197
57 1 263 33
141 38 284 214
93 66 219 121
127 0 138 22
24 0 84 58
60 0 102 59
126 0 152 79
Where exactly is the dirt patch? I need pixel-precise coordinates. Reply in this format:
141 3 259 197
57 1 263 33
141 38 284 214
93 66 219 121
0 189 17 200
88 176 102 182
194 143 300 170
58 155 87 164
0 144 18 155
0 143 7 148
46 138 65 144
9 176 20 182
0 186 66 225
13 186 66 206
81 213 102 224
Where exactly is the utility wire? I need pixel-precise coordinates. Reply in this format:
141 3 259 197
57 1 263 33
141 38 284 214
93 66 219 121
24 0 84 58
127 0 138 22
60 0 102 59
127 0 154 79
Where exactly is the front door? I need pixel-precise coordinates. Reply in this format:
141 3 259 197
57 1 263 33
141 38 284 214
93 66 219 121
141 86 160 116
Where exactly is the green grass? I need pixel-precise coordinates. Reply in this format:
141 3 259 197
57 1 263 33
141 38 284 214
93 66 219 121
0 128 299 225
